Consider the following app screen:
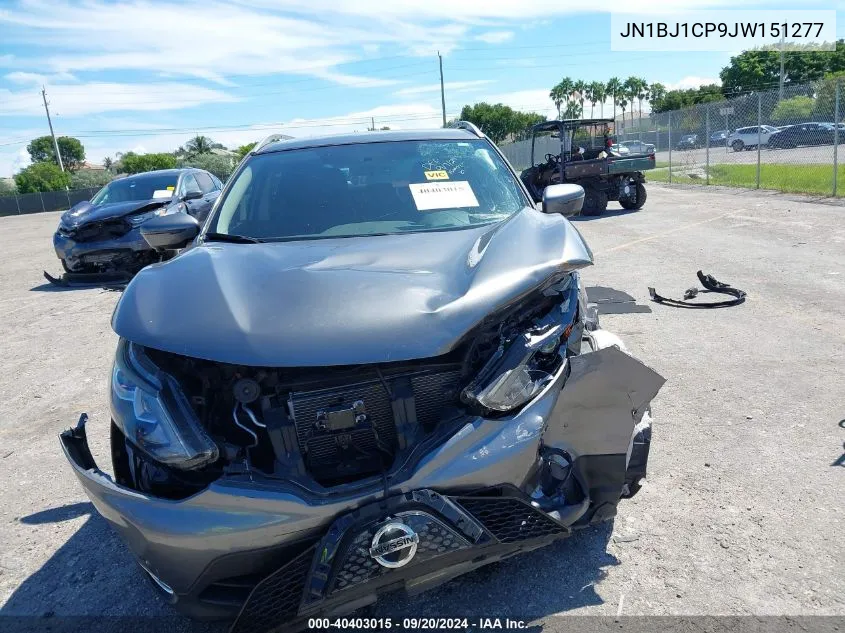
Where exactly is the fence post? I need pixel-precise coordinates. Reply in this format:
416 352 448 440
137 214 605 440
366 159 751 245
668 112 672 184
14 194 20 214
834 78 840 197
40 192 45 212
705 106 710 186
756 94 762 189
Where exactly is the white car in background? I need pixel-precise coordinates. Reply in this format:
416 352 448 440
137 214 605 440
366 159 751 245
619 140 655 155
726 125 779 152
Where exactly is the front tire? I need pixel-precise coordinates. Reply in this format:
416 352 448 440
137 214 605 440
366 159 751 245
581 188 608 216
731 140 744 152
620 182 647 210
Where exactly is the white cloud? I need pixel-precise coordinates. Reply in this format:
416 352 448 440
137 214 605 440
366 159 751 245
0 81 238 117
474 31 514 44
395 80 494 97
0 0 756 89
665 76 722 90
5 71 77 84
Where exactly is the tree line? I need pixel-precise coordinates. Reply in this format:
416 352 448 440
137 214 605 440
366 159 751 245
5 136 259 195
455 41 845 143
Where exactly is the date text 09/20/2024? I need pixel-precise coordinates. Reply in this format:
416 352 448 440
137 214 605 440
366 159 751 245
307 618 529 629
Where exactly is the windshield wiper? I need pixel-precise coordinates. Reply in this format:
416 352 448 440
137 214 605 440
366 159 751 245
203 232 262 244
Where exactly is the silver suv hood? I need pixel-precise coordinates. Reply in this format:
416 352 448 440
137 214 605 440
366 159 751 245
112 207 593 366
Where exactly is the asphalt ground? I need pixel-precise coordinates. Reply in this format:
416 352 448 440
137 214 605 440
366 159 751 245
0 184 843 631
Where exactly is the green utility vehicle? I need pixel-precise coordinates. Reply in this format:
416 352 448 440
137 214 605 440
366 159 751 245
520 119 655 215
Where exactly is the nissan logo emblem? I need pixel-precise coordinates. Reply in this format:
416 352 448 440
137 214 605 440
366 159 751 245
369 522 419 568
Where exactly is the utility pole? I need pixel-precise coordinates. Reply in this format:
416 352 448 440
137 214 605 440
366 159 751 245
778 35 785 102
41 86 65 172
438 51 446 127
371 117 375 132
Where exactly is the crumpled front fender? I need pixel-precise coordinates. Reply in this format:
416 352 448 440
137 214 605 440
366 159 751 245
543 344 666 457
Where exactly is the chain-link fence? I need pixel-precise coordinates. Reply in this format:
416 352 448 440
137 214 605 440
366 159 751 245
500 78 844 197
0 187 100 218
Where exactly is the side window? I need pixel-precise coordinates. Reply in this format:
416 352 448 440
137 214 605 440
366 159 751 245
194 171 215 194
181 173 201 196
210 174 223 190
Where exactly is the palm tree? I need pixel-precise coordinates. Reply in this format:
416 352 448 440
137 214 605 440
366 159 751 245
563 100 582 119
619 96 629 132
649 82 667 110
102 157 113 171
549 85 565 119
606 77 622 126
624 77 641 133
184 135 223 155
588 81 606 118
573 80 587 118
550 77 574 119
635 78 649 140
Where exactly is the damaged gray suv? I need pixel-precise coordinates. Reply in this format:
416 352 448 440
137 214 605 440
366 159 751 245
60 124 664 632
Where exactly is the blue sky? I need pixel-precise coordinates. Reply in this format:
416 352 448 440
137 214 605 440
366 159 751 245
0 0 842 176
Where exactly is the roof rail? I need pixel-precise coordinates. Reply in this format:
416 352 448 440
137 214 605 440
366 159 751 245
447 120 484 138
253 133 294 153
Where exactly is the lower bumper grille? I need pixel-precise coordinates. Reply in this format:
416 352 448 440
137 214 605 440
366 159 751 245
228 491 568 633
455 496 567 543
229 545 315 633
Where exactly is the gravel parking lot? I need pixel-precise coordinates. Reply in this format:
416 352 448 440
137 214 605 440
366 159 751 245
1 185 843 630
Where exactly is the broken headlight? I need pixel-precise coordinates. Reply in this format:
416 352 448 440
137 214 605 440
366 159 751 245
463 283 579 413
110 338 218 470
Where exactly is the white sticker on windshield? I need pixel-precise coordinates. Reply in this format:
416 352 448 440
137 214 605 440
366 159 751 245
409 181 479 211
152 189 173 199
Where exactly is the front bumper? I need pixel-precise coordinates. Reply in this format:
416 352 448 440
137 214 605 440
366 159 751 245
60 340 664 626
53 226 151 271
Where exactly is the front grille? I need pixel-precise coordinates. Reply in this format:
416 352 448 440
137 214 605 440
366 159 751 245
289 369 461 481
62 218 130 242
411 369 461 428
456 497 567 543
229 545 314 633
291 379 397 464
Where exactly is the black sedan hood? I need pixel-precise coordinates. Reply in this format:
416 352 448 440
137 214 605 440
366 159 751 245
60 199 170 228
112 207 593 366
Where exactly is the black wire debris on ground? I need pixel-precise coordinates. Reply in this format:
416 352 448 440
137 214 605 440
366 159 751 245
648 271 746 309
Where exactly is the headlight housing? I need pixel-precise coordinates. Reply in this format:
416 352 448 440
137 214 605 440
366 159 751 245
110 339 218 469
462 280 579 413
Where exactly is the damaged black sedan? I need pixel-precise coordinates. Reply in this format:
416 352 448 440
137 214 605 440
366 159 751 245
47 168 222 286
60 125 664 632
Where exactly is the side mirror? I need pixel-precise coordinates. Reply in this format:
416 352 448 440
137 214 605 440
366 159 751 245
140 213 200 250
542 184 584 216
182 190 203 201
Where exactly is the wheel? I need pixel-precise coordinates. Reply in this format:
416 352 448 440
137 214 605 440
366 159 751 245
581 188 608 216
619 182 647 210
731 140 744 152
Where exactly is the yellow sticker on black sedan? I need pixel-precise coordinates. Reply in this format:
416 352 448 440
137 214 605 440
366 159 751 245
424 170 449 181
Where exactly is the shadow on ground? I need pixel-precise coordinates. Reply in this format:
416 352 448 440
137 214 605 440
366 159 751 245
571 208 640 222
586 286 652 315
3 502 616 629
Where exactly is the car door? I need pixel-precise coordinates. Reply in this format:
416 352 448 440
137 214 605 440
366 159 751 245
192 171 221 222
178 173 206 221
741 127 758 144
